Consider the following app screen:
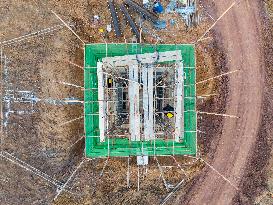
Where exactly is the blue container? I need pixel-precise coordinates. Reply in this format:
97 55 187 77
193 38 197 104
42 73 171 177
153 2 164 14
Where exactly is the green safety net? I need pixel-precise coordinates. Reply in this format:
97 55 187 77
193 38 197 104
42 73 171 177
84 43 196 158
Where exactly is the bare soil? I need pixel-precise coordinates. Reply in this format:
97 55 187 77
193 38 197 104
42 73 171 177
1 0 272 205
235 1 273 204
0 0 217 204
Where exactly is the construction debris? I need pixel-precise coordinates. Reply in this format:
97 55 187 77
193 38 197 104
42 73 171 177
166 0 199 27
125 0 167 30
107 0 169 40
106 24 112 32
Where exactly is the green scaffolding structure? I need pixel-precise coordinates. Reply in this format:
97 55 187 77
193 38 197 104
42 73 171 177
84 43 196 158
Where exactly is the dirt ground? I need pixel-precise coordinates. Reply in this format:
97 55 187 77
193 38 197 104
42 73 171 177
0 0 272 205
0 0 215 204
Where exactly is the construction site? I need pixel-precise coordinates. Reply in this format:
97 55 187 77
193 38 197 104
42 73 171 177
0 0 273 205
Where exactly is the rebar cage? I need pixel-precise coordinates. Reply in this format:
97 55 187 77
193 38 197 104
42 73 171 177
84 43 196 158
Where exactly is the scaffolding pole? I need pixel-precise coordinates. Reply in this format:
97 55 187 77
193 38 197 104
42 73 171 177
137 165 140 191
142 65 149 141
127 157 130 188
142 64 154 141
175 62 184 142
148 64 154 140
97 62 106 142
129 65 140 141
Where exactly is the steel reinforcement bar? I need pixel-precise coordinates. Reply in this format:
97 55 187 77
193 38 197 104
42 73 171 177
124 0 158 23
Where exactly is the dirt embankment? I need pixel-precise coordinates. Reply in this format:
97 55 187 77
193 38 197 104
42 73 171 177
233 1 273 204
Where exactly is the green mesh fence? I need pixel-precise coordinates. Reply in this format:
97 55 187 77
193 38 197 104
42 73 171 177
84 43 196 158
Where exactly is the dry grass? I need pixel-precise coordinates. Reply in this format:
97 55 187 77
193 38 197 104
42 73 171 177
0 0 220 204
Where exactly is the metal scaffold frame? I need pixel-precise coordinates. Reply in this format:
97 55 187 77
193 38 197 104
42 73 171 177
84 43 196 158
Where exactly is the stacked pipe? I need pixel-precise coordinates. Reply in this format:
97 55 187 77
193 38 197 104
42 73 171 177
108 0 122 37
108 0 161 40
120 4 140 41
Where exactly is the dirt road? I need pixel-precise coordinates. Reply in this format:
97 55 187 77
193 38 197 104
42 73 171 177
183 0 265 204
